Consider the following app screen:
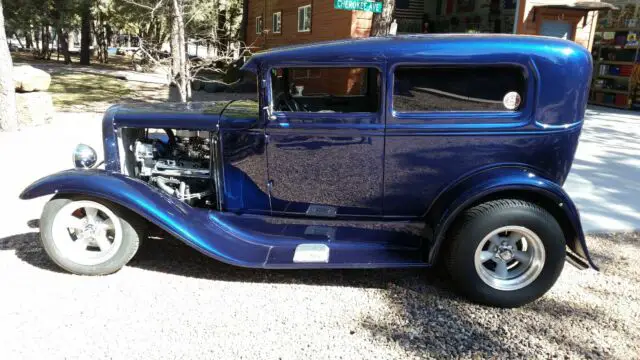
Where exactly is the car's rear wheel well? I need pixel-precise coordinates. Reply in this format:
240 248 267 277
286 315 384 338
438 190 575 256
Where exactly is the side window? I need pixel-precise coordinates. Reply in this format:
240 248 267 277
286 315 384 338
270 67 380 113
272 12 282 34
393 66 526 113
298 5 311 32
256 16 263 34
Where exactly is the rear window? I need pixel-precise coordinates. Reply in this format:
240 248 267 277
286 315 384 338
393 66 526 113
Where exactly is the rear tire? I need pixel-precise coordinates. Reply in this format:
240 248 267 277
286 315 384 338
40 196 144 275
446 199 565 308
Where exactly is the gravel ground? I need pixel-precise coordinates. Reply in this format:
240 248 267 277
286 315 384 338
1 115 639 359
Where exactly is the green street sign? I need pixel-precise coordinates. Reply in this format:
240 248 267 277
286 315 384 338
334 0 383 13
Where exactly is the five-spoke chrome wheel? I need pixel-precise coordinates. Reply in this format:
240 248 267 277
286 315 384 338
50 200 124 266
474 225 545 291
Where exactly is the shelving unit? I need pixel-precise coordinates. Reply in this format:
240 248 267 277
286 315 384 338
589 26 640 110
599 60 635 65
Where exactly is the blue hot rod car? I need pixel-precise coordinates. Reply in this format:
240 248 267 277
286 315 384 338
21 35 596 307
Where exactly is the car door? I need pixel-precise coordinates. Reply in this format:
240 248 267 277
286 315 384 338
265 65 385 217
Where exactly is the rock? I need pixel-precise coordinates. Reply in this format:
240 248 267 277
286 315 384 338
16 92 54 126
225 80 256 93
13 65 52 92
203 82 227 93
191 79 203 91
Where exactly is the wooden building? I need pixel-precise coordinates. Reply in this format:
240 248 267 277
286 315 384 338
245 1 615 51
244 1 615 95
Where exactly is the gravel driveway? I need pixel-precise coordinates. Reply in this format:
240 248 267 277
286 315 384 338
0 111 639 359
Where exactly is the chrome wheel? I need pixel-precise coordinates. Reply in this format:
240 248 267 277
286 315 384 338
50 200 123 266
473 226 546 291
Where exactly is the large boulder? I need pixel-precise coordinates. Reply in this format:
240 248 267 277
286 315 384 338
16 92 54 126
203 82 227 93
13 65 51 92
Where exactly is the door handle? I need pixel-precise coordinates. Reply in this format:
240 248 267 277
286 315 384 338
263 106 277 121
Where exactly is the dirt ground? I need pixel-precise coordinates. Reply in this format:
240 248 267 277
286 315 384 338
0 113 638 359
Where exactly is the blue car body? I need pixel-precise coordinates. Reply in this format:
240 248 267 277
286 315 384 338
20 34 596 270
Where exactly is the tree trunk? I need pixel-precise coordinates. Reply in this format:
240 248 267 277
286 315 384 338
171 0 189 102
0 0 18 131
42 26 51 60
14 34 24 48
56 28 60 60
371 0 396 36
106 24 112 47
34 27 40 52
53 0 71 63
80 0 92 65
240 0 249 44
26 27 33 49
96 13 108 63
56 29 71 64
170 15 180 82
171 0 191 102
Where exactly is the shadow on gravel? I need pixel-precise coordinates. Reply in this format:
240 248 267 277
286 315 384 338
2 230 636 358
360 235 640 359
361 282 630 358
0 230 451 291
0 232 64 273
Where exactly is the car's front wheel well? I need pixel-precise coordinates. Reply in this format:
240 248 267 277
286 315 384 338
51 193 150 230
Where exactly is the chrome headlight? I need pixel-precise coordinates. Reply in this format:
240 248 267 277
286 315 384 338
72 144 97 169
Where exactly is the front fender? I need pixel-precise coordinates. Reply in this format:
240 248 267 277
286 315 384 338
426 166 597 270
20 169 271 267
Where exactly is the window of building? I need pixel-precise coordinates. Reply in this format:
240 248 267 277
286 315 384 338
256 16 263 34
393 66 526 112
272 12 281 34
271 67 380 113
298 5 311 32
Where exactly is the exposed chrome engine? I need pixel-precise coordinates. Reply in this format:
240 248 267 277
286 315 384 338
127 129 215 207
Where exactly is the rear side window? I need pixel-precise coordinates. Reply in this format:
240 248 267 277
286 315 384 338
393 66 526 113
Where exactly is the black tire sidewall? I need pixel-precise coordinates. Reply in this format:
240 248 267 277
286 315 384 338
449 204 565 308
40 197 142 275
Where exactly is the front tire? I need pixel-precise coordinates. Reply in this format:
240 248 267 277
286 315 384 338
40 196 144 275
446 199 565 308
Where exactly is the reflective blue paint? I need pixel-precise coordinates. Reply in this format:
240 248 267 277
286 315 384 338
266 112 385 216
19 170 425 268
20 170 270 266
22 34 595 269
423 167 597 269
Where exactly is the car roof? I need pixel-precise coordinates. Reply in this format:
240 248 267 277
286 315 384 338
241 34 587 72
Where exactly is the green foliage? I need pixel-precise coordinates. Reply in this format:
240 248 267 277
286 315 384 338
5 0 245 48
4 0 53 34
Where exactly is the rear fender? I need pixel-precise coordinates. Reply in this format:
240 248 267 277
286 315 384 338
19 169 271 266
426 167 597 270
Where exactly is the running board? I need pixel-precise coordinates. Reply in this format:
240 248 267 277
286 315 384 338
212 212 430 269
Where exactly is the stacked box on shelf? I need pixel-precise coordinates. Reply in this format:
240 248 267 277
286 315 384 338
616 94 629 106
595 92 605 103
604 94 617 104
620 65 633 76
